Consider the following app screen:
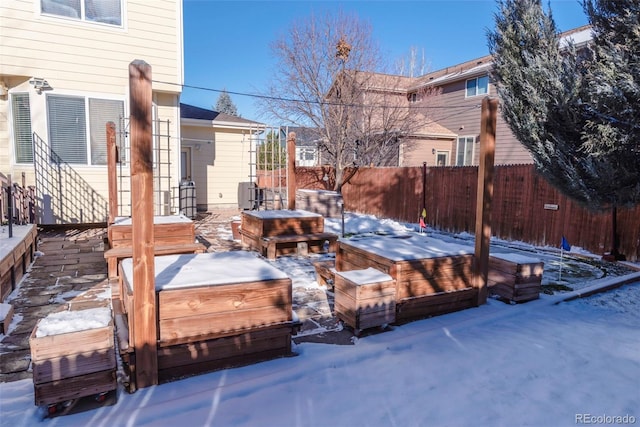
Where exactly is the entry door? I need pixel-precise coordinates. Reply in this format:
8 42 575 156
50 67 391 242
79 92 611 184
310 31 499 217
436 151 450 166
181 146 192 181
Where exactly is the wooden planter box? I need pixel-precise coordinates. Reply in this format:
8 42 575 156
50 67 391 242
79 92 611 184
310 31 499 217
120 251 294 382
241 210 324 246
488 253 544 303
29 308 116 406
334 268 396 334
107 215 196 249
336 236 476 322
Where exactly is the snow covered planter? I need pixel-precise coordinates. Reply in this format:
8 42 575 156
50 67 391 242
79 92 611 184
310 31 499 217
487 253 544 303
336 235 477 322
29 307 117 407
334 268 396 335
119 251 295 383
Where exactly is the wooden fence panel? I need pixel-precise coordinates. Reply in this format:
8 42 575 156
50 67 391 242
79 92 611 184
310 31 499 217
295 165 640 261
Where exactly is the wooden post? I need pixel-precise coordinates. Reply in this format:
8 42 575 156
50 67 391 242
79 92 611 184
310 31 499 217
129 60 157 388
106 122 118 224
474 97 498 306
287 132 296 210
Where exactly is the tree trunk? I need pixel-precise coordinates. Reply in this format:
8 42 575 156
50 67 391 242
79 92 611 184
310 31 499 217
607 205 626 261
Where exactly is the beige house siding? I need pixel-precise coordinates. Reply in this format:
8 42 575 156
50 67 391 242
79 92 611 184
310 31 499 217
0 0 183 223
399 138 454 167
0 0 182 93
420 78 533 166
181 123 256 211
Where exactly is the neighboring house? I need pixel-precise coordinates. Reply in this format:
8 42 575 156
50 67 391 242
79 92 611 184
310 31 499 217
180 103 265 211
273 126 323 167
0 0 184 223
356 25 593 168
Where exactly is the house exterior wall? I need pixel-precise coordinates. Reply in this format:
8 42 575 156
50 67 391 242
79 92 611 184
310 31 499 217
181 123 255 211
0 0 183 223
399 137 454 167
423 78 533 166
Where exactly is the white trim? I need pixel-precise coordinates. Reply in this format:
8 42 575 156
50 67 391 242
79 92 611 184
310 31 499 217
38 0 126 31
465 75 489 98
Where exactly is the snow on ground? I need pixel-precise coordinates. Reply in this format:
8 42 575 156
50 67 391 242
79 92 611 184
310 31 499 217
0 213 638 426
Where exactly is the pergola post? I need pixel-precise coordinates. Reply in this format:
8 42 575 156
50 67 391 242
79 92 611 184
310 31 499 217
129 60 157 387
474 97 498 306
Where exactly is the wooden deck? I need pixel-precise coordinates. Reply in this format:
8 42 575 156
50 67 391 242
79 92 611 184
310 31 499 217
336 235 477 322
1 224 37 303
118 251 295 384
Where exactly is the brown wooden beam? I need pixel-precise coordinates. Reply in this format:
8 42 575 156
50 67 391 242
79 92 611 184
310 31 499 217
129 60 158 388
474 97 498 306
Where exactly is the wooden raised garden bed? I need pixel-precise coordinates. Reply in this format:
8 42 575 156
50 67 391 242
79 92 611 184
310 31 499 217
334 267 396 335
105 215 204 280
240 210 338 259
119 251 295 383
29 307 117 407
336 235 477 322
488 253 544 303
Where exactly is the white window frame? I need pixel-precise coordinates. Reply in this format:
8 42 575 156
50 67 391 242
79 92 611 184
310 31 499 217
465 75 489 98
45 93 125 166
456 136 475 166
10 93 34 165
40 0 124 28
435 150 450 167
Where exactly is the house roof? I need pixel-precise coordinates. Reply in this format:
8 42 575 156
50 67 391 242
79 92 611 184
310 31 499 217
407 25 593 92
409 115 457 138
180 103 263 126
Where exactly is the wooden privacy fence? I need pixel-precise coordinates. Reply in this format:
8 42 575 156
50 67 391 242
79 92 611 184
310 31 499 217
295 164 640 262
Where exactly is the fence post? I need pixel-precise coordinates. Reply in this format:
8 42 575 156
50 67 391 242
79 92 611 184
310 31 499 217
129 59 158 388
474 97 497 306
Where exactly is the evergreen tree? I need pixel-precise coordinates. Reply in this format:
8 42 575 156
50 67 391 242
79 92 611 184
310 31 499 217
257 131 286 171
488 0 640 258
214 90 239 116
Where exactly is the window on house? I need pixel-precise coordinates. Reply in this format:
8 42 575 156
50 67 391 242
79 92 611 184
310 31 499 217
408 93 418 103
11 94 33 164
47 95 124 165
41 0 122 26
456 136 475 166
465 75 489 97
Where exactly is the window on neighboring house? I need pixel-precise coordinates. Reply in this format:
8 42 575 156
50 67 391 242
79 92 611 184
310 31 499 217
47 94 124 165
456 136 475 166
41 0 122 26
408 92 418 103
11 94 33 164
465 75 489 97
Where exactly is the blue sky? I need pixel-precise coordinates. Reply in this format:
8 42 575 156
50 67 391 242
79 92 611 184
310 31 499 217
182 0 589 121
